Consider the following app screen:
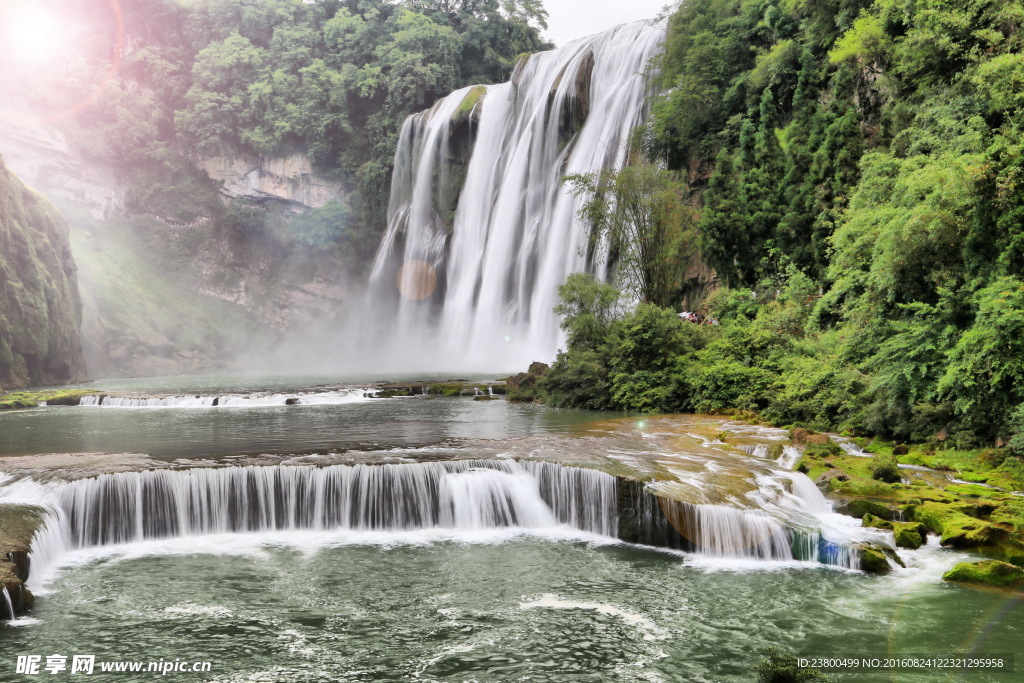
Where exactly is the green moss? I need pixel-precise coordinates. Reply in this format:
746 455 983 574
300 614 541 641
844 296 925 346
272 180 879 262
858 543 903 573
947 483 1002 498
428 383 466 397
894 525 925 549
862 513 891 530
804 441 843 458
913 502 1009 548
375 388 413 398
843 499 896 520
830 476 898 497
943 560 1024 590
0 388 96 410
452 86 487 124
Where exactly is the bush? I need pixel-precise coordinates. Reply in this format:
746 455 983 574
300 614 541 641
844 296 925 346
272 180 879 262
605 303 704 412
540 350 612 410
871 454 902 483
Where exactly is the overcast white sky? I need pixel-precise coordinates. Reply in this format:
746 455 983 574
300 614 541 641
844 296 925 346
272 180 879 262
541 0 674 46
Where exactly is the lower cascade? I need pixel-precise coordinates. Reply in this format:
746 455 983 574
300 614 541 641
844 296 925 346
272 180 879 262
15 460 873 586
39 461 617 553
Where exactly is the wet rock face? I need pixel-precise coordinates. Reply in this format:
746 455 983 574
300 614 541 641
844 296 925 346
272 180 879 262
0 155 86 390
0 504 45 617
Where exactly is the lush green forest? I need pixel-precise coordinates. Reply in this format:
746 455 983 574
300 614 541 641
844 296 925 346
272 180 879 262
21 0 549 258
541 0 1024 453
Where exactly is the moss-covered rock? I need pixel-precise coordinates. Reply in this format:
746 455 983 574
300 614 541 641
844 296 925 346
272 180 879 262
860 514 926 549
894 524 926 549
0 155 85 390
841 498 896 520
804 441 843 457
862 513 891 530
857 542 904 573
506 362 549 402
374 388 413 398
942 560 1024 590
452 85 486 125
914 502 1009 548
0 388 97 410
0 504 45 616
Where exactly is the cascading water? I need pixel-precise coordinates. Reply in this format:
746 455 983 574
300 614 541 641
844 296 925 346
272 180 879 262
27 461 617 573
75 389 369 408
10 459 878 589
358 21 666 372
1 585 14 621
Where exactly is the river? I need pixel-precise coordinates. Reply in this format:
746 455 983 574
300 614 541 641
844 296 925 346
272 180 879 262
0 374 1020 681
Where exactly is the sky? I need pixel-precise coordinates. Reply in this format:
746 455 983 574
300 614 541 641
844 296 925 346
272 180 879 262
541 0 674 46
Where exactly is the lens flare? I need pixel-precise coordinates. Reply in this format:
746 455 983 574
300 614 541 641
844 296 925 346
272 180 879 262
0 0 124 122
396 260 438 301
2 4 62 63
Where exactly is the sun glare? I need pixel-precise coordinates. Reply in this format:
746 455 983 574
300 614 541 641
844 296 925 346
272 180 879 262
2 4 65 65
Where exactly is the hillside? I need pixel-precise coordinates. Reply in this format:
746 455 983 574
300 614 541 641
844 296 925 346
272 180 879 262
0 156 85 389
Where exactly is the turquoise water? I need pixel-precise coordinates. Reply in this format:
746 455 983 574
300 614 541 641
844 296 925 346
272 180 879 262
2 533 1021 682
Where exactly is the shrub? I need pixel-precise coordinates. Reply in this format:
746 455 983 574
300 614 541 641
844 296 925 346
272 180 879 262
871 454 902 483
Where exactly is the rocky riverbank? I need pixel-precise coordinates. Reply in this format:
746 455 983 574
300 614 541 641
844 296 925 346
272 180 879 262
0 505 44 617
793 430 1024 589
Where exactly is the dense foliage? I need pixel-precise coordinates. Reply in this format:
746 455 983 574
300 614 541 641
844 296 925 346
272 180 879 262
18 0 549 259
550 0 1024 451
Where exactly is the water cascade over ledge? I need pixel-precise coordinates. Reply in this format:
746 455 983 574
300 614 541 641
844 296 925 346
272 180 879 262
7 458 882 592
358 21 666 372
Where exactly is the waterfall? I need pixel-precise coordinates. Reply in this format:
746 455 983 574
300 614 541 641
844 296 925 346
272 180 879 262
1 585 14 621
358 21 666 372
75 389 369 408
10 460 876 587
46 461 617 550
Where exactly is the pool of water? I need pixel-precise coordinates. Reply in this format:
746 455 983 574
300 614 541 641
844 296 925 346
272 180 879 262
2 533 1020 682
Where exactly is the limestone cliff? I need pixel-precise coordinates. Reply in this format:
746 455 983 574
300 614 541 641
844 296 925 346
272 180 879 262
0 155 85 389
200 154 345 209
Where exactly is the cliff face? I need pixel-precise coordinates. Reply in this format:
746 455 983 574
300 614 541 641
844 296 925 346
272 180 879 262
200 154 346 209
0 104 124 220
0 155 86 389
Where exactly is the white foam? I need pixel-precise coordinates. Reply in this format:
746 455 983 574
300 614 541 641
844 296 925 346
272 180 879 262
520 594 666 639
77 389 371 409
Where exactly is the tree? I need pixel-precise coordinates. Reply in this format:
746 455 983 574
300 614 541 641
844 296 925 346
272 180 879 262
552 273 622 352
939 277 1024 439
568 165 697 307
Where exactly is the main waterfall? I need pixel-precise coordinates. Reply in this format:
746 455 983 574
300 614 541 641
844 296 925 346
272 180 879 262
358 21 665 372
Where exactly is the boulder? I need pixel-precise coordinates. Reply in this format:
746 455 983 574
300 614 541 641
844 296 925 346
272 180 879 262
943 560 1024 590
